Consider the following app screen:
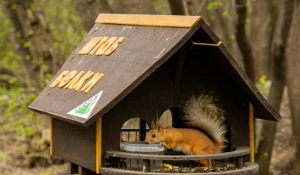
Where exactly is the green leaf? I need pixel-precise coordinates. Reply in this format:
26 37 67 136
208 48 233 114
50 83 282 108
23 41 31 48
223 10 231 19
0 152 5 162
257 134 264 140
10 4 17 9
206 2 222 11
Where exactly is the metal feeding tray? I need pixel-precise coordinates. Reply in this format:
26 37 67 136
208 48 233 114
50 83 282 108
104 147 259 174
123 141 166 153
122 141 166 172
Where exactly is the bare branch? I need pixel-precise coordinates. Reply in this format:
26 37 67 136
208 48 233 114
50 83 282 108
235 0 255 82
168 0 185 15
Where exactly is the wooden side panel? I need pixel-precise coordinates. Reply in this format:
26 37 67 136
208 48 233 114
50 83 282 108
95 14 201 28
52 118 96 171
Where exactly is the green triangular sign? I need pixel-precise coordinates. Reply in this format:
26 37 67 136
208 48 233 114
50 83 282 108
68 90 103 119
75 102 91 115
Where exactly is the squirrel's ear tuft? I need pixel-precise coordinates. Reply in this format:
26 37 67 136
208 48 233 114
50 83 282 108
151 116 156 129
155 113 160 127
157 122 162 132
150 120 156 129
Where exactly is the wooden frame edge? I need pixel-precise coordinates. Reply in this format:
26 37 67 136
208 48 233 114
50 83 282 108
96 117 102 174
249 103 255 163
50 117 53 155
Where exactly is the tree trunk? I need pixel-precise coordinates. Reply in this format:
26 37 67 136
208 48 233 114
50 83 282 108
114 0 156 14
286 4 300 173
214 1 233 50
256 0 296 174
186 0 206 16
168 0 185 15
74 0 112 31
235 0 256 82
1 0 60 88
266 0 279 78
250 0 271 81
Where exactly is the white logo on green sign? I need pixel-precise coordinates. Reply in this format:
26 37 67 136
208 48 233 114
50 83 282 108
68 90 103 119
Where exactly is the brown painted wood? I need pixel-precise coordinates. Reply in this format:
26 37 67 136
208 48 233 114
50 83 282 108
29 20 201 127
198 21 281 122
173 43 189 105
176 43 249 147
29 16 280 127
101 55 176 163
52 118 96 171
216 43 281 121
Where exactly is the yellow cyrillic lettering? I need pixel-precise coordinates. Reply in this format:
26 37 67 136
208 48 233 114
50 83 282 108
96 37 117 56
104 37 125 56
64 71 85 89
81 73 104 93
49 71 69 88
58 70 77 88
73 71 95 91
89 37 108 55
79 37 102 55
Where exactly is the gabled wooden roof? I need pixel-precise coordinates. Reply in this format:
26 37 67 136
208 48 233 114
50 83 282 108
29 14 281 127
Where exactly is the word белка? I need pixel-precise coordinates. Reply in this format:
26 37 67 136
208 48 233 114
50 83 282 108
79 36 125 56
50 70 104 93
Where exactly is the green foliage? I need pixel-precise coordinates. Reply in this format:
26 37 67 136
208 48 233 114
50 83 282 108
0 152 5 162
153 0 171 15
227 34 235 45
0 0 86 168
257 134 264 141
39 0 86 62
0 87 39 138
42 170 51 175
206 1 222 11
223 10 231 19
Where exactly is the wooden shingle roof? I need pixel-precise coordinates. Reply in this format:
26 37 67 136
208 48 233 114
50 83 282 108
29 14 281 126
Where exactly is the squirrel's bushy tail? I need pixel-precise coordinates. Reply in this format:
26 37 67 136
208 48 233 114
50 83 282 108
183 93 227 150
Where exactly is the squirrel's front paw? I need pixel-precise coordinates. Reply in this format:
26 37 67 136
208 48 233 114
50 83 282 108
159 142 167 147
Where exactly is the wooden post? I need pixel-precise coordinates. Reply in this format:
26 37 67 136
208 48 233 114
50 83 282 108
96 118 102 174
249 103 255 162
50 117 53 155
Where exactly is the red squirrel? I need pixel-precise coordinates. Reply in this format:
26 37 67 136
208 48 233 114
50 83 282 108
145 94 227 167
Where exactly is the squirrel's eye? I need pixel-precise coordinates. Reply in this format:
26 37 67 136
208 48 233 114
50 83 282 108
152 134 156 138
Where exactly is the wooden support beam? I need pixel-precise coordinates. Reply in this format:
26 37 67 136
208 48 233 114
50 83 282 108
192 41 222 47
249 103 255 163
95 14 201 28
96 118 102 174
50 117 53 155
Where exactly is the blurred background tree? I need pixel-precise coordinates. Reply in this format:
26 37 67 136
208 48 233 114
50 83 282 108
0 0 299 174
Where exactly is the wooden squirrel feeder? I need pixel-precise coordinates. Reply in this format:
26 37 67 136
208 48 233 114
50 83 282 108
29 14 281 175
